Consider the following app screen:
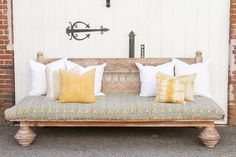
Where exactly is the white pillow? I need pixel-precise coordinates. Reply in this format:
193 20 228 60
29 60 46 96
51 65 81 100
46 58 67 99
135 61 175 97
65 60 84 71
66 61 107 96
173 58 211 98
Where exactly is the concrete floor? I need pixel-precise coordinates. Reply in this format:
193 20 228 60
0 126 236 157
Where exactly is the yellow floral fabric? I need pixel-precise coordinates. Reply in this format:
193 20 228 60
59 69 96 103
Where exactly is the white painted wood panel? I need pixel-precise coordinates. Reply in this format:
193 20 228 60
13 0 230 124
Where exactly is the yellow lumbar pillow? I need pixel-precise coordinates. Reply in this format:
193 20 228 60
59 69 96 103
155 72 196 104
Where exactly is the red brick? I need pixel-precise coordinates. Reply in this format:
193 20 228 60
0 74 12 79
4 60 13 64
0 45 6 49
3 40 9 44
2 9 6 14
0 15 7 19
0 5 7 9
0 55 13 59
0 25 7 29
3 30 8 35
5 79 13 84
4 50 13 54
0 36 8 40
5 70 13 74
231 35 236 39
0 84 14 88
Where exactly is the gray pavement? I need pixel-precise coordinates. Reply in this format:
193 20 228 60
0 126 235 157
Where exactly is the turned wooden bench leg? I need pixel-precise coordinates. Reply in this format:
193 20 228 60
14 125 36 147
199 127 220 148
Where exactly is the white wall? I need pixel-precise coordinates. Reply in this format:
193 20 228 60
13 0 230 124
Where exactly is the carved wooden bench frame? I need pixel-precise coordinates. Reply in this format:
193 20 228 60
11 51 221 148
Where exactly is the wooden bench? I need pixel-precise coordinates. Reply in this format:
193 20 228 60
5 51 224 148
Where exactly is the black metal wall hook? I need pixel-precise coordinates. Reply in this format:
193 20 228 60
129 31 135 58
106 0 111 8
66 21 109 41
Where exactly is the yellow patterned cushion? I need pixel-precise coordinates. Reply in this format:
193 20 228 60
155 72 196 103
155 72 185 104
59 69 96 103
5 94 225 121
182 74 196 101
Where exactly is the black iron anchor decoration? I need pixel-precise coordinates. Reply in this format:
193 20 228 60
66 21 109 41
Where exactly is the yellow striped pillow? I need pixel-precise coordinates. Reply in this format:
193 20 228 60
183 74 196 101
155 72 195 104
59 69 96 103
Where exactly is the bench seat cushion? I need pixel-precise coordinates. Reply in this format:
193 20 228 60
4 94 224 121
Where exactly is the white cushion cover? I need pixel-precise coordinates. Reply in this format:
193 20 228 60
29 60 47 96
135 61 175 97
173 58 211 98
65 60 84 71
46 58 67 99
66 61 107 96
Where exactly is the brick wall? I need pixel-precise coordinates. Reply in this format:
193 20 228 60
229 0 236 125
0 0 14 125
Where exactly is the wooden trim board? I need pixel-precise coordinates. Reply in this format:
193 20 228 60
17 120 214 128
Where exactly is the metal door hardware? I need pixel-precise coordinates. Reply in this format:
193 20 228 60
66 21 109 41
